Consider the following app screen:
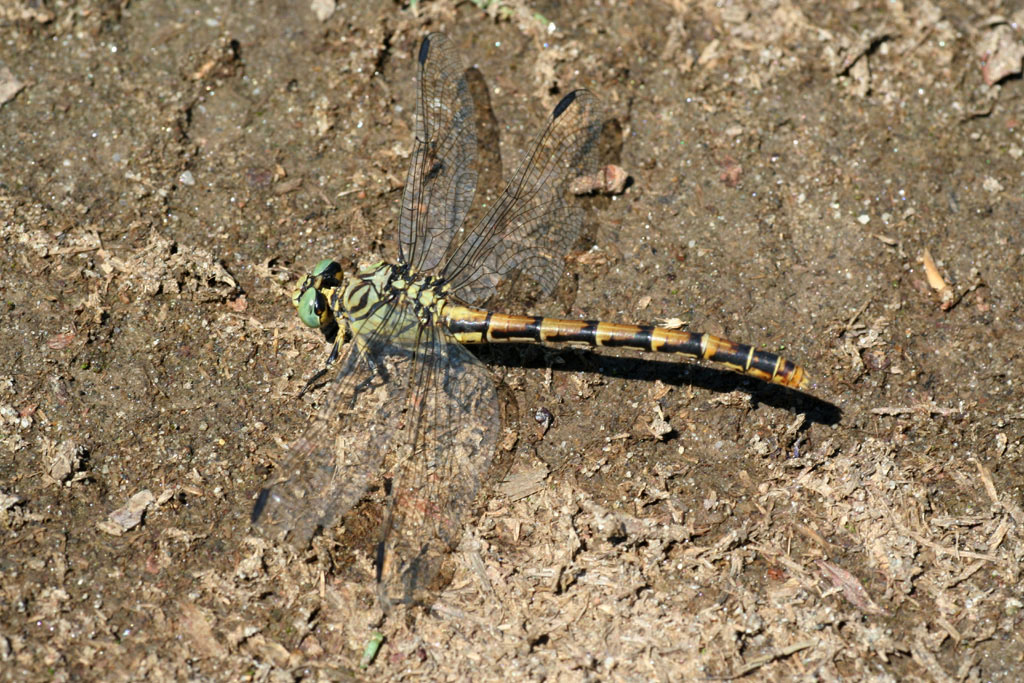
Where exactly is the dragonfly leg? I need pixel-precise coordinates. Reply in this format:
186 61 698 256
298 339 342 398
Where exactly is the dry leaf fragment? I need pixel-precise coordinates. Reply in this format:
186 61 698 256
657 317 687 330
817 559 888 615
570 164 628 195
978 22 1024 86
498 462 550 502
178 601 228 659
0 67 25 106
98 490 156 535
310 0 335 23
921 248 955 309
647 403 673 441
0 492 22 512
922 248 947 291
46 440 87 485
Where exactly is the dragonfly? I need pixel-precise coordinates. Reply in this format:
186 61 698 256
252 33 809 609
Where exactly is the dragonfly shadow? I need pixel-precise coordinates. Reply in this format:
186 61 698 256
478 344 841 426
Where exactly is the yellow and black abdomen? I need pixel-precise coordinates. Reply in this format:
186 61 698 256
444 305 808 390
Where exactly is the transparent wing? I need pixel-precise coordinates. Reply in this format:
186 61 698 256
253 295 501 607
252 303 419 547
440 89 604 304
375 323 501 608
398 33 479 274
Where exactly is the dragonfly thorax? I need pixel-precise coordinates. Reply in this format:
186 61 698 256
337 262 452 340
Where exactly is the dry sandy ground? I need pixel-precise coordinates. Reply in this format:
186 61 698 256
2 0 1023 680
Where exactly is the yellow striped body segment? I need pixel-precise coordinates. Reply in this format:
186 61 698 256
441 304 808 390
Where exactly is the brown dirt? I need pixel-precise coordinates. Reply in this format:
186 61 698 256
2 0 1023 680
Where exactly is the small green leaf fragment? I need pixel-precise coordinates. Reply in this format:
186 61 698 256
360 631 385 669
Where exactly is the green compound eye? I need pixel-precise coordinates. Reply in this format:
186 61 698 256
312 259 338 278
297 287 324 328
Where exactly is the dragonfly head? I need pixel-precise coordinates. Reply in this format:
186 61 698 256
293 259 343 332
